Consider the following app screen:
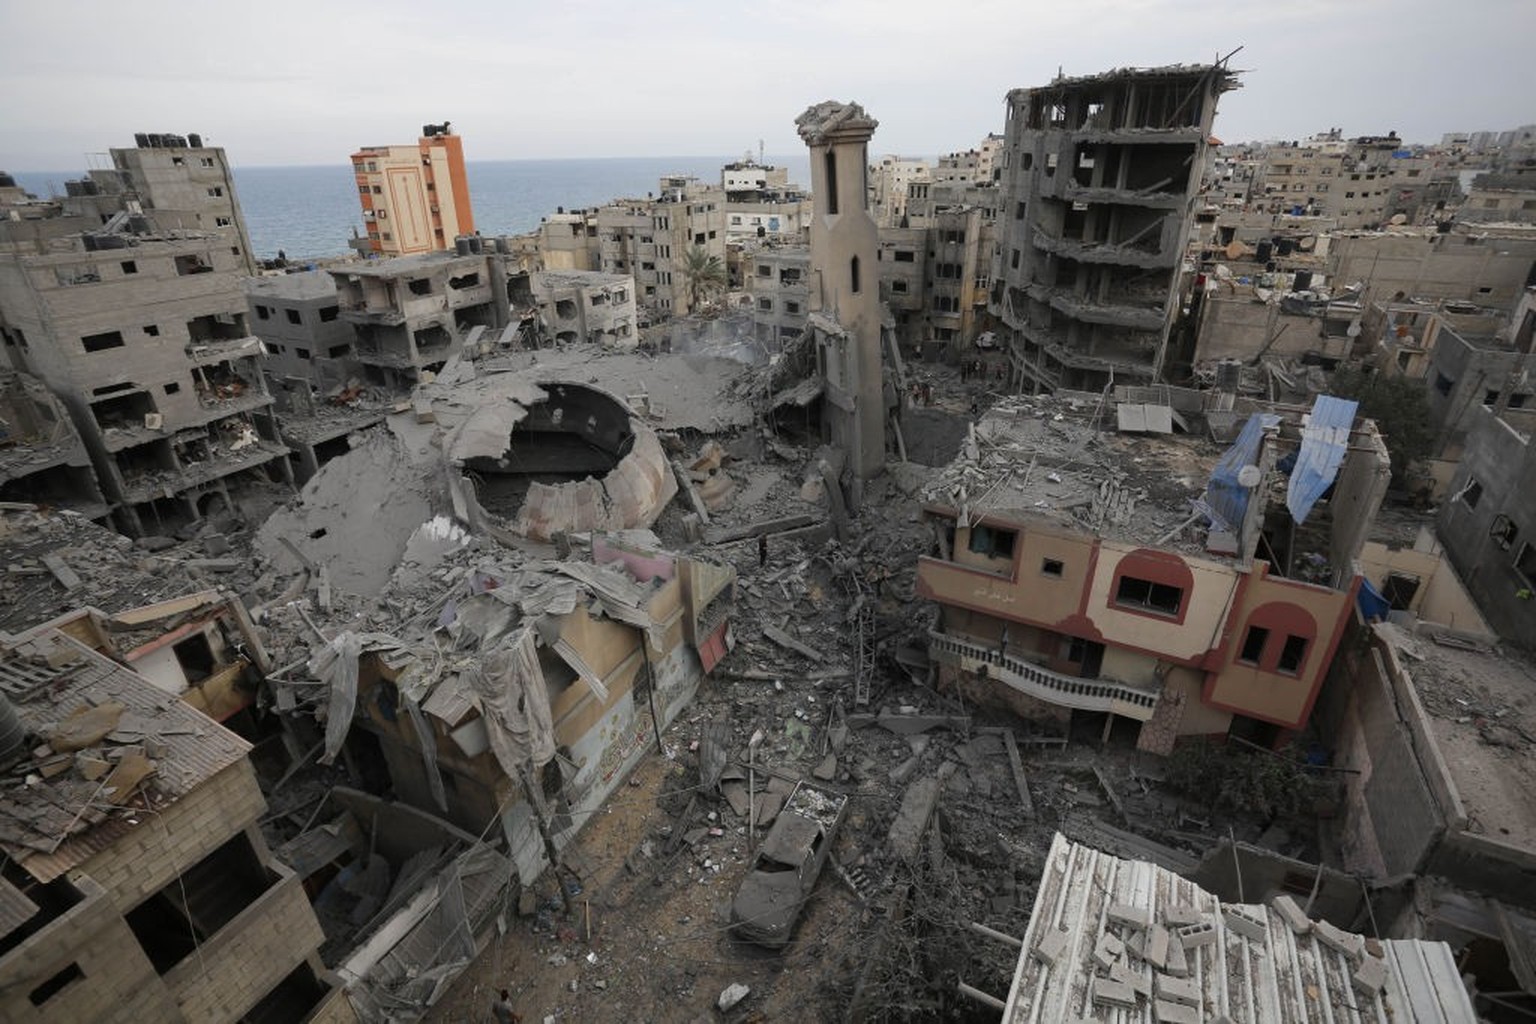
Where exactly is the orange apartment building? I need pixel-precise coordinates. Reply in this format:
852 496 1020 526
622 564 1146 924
915 394 1392 752
351 122 475 257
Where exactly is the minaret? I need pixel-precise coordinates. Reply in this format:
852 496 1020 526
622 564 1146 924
796 101 885 487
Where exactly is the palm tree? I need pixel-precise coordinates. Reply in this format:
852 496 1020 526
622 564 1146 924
680 245 726 312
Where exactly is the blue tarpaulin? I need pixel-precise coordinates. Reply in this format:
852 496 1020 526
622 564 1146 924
1357 576 1390 621
1205 413 1281 532
1287 395 1359 524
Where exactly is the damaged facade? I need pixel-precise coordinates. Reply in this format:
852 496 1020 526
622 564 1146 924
991 65 1238 392
0 202 289 537
0 628 348 1023
0 368 107 518
917 392 1391 749
279 533 735 883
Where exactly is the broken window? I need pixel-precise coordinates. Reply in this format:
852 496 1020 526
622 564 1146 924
328 344 351 358
174 254 212 276
556 299 577 319
144 325 160 337
1115 575 1182 617
1277 635 1308 675
1041 558 1064 578
121 260 138 274
1517 542 1536 589
967 524 1016 560
1492 514 1520 551
173 632 217 682
319 305 339 322
124 832 274 974
1461 479 1483 508
82 330 125 353
255 305 271 320
285 308 302 325
407 278 432 296
1238 625 1269 665
449 273 481 290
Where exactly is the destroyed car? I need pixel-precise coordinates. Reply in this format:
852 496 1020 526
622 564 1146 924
730 782 848 948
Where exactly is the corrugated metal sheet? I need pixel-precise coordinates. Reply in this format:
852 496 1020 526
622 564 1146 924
1287 394 1359 524
1004 833 1477 1023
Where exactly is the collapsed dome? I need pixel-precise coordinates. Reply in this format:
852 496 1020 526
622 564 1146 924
447 381 676 541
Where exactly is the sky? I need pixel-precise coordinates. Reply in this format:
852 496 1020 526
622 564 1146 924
3 0 1534 172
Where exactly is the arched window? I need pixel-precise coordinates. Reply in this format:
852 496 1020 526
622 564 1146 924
824 151 839 215
1234 602 1317 676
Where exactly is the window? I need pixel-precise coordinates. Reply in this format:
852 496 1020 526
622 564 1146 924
786 301 800 314
121 260 138 274
1517 542 1536 589
1460 479 1483 508
200 157 215 167
1115 576 1183 616
29 963 84 1006
207 186 224 198
1434 373 1453 396
372 185 382 195
1512 394 1530 409
1277 635 1308 675
164 382 180 394
824 151 839 214
82 330 125 352
328 344 351 358
1041 558 1064 578
408 279 432 296
850 256 861 294
285 308 302 325
757 264 772 277
1491 514 1519 551
894 250 915 263
215 216 232 227
757 298 773 311
319 305 339 322
967 524 1016 560
296 348 311 359
1239 625 1270 665
143 324 159 336
1010 248 1021 270
171 156 185 166
255 305 270 320
891 280 908 294
1485 390 1501 406
1015 201 1026 219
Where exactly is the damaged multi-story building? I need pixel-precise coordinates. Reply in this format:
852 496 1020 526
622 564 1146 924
244 270 359 392
990 64 1238 392
0 190 289 536
917 392 1392 750
0 368 107 517
0 626 349 1023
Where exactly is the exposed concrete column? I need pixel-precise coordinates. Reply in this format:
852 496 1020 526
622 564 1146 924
797 101 884 485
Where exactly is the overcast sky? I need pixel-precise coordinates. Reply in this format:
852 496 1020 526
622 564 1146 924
3 0 1533 171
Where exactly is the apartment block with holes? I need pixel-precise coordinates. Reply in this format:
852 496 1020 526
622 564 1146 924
989 64 1237 394
0 201 288 536
915 393 1392 752
0 627 351 1024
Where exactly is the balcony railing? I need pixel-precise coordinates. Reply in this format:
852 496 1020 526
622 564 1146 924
928 631 1160 721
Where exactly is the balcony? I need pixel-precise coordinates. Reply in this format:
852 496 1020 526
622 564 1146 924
928 631 1160 721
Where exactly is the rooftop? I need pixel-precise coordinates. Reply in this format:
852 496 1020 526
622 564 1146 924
0 628 249 883
1005 832 1475 1023
335 251 484 279
243 269 338 301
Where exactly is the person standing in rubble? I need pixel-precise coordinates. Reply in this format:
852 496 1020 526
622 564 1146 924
491 989 521 1023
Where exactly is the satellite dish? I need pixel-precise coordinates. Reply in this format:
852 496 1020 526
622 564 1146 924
1237 465 1263 487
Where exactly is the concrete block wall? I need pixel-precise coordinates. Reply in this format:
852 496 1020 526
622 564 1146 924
75 760 266 912
0 878 182 1024
162 866 323 1023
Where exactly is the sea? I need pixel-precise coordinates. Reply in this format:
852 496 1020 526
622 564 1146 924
11 155 813 262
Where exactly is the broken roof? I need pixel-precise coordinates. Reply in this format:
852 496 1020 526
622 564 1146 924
243 269 337 301
920 396 1228 558
1017 62 1243 96
0 628 249 882
1006 832 1475 1023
